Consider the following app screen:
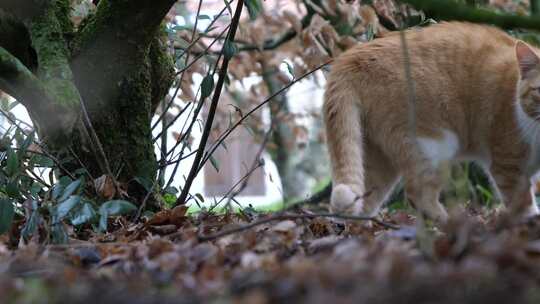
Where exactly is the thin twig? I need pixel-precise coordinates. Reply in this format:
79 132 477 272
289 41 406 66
79 100 112 175
197 212 399 242
175 0 245 206
222 127 272 206
151 2 229 133
197 60 331 173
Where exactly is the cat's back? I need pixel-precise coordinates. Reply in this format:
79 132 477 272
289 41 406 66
330 22 517 83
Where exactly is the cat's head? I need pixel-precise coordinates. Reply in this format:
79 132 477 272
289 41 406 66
516 41 540 120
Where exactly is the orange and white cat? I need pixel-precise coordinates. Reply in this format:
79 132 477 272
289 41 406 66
323 22 540 222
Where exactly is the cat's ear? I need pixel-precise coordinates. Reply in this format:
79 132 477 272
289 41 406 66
516 41 540 78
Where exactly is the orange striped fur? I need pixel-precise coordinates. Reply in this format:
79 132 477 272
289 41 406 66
323 22 540 221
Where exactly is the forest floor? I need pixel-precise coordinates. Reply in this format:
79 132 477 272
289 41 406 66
1 205 540 304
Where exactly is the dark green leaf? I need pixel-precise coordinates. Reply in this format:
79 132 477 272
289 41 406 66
195 193 205 203
71 203 97 226
58 179 82 202
0 199 14 235
51 223 68 244
54 195 82 221
201 75 215 99
164 186 178 195
30 182 42 197
223 39 237 60
134 176 153 192
245 0 263 20
197 14 211 20
6 148 19 177
58 176 73 187
205 25 219 33
99 200 137 216
32 155 54 167
223 0 233 16
283 61 295 79
209 155 220 172
172 24 194 31
99 212 108 232
51 183 65 201
19 131 34 154
6 180 20 198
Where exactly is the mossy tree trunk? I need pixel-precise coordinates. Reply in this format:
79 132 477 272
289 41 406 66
0 0 175 199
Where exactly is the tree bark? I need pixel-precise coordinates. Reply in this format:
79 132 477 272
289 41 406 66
0 0 175 200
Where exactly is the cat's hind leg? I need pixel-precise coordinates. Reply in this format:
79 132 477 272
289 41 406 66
352 141 400 217
402 162 448 222
395 131 459 223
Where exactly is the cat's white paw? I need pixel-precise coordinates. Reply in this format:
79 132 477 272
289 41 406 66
330 184 361 214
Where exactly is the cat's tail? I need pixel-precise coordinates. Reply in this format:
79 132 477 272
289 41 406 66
323 73 365 214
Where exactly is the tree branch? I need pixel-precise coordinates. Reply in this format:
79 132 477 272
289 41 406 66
0 46 53 108
401 0 540 30
0 46 78 142
175 0 245 206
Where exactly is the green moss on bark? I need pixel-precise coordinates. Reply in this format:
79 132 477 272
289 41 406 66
149 28 174 114
28 0 79 109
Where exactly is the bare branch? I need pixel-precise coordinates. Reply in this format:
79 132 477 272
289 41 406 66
197 60 331 174
175 0 245 206
198 212 399 242
401 0 540 30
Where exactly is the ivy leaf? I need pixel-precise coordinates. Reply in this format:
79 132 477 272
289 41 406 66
0 199 14 235
201 75 215 99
